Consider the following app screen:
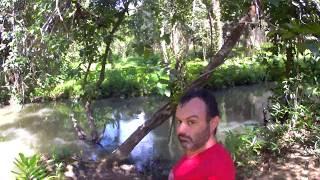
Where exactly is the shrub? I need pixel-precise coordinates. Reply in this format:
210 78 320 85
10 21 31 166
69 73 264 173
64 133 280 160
12 153 65 180
12 153 48 179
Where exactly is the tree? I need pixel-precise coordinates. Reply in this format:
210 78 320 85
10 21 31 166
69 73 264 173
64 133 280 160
102 0 262 164
203 0 223 54
264 0 320 77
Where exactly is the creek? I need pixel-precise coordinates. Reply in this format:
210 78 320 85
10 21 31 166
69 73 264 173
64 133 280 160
0 84 272 179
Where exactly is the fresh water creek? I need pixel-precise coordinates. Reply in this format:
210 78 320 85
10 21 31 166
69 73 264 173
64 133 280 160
0 84 272 179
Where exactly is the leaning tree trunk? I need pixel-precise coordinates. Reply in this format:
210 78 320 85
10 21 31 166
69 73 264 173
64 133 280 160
98 2 261 166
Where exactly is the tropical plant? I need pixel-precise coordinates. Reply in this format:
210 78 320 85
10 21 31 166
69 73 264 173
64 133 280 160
12 152 66 180
12 153 48 179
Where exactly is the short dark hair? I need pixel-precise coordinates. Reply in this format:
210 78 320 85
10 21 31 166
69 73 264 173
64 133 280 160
179 88 220 121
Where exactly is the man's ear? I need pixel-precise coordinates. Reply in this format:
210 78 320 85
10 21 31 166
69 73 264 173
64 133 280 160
210 116 220 134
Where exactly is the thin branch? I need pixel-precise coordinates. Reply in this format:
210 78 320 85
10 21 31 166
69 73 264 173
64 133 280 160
70 113 87 140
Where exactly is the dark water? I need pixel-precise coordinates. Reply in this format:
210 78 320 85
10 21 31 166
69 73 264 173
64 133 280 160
0 84 272 178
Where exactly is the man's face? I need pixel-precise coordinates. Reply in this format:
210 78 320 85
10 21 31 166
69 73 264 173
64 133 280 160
175 98 213 153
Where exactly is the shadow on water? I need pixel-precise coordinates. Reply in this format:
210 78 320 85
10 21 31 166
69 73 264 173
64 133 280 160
0 83 273 178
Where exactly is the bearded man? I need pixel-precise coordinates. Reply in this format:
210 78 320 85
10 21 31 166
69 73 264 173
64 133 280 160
169 89 235 180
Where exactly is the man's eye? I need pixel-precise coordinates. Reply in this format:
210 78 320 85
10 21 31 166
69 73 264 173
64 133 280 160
177 120 182 125
187 121 195 126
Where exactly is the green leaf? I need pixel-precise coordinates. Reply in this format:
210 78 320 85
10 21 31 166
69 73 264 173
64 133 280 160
164 89 171 97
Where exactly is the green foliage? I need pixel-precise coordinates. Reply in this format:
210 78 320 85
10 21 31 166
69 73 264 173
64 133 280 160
12 153 48 179
30 54 172 99
186 48 285 89
31 49 287 100
226 50 320 174
0 86 10 104
12 152 65 180
269 54 320 125
225 127 265 168
220 0 251 21
51 80 83 99
264 0 320 55
225 122 307 175
267 55 320 154
0 0 318 104
225 124 288 164
102 69 140 96
101 58 169 97
0 70 10 103
51 147 73 162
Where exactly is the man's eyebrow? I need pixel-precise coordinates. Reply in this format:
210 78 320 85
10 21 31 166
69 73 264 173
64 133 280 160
186 115 199 119
176 115 199 120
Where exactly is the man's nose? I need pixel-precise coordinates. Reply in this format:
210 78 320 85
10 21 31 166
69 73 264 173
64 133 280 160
176 122 187 135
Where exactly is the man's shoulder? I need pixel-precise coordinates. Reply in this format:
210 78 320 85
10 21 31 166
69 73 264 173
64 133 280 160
207 143 236 177
207 143 232 157
171 144 236 179
171 155 187 171
210 143 234 162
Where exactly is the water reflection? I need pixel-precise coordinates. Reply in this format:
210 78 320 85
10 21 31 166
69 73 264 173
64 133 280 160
94 84 272 173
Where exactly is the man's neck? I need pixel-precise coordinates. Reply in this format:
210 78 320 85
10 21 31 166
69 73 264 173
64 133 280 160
186 137 217 157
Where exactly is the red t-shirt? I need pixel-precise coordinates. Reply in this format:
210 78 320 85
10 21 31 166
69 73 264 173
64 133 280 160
170 143 236 180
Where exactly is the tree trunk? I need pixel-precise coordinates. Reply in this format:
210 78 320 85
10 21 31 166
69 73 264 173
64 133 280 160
212 0 223 50
188 16 252 91
207 10 214 52
85 100 98 142
96 39 111 90
160 18 169 64
71 113 87 140
285 41 294 78
107 102 173 162
83 57 93 86
102 5 257 165
205 0 223 54
96 2 130 90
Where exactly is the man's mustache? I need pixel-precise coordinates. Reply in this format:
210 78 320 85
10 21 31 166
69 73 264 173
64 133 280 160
178 134 192 142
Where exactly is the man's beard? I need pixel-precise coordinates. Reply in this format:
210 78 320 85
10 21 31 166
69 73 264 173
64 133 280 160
178 125 211 152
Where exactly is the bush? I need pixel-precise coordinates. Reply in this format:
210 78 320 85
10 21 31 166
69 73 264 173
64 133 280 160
185 50 285 89
225 51 320 176
12 153 65 180
30 50 287 100
12 153 48 179
225 127 265 168
50 80 83 99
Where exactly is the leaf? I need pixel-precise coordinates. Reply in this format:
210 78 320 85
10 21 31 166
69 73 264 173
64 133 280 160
11 170 21 175
13 160 25 172
164 89 171 97
21 154 30 166
29 155 38 167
